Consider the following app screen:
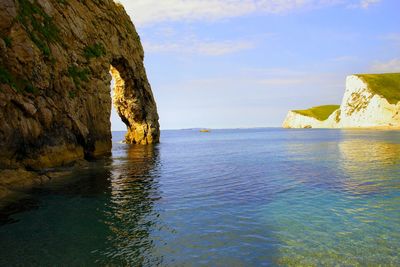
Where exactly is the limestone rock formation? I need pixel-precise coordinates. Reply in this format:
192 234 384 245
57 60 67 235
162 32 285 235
0 0 160 171
283 73 400 129
282 105 340 129
339 74 400 128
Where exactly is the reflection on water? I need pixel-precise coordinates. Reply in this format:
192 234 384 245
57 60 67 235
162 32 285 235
0 142 164 266
340 139 400 165
273 130 400 266
0 129 399 266
339 138 400 194
97 145 163 265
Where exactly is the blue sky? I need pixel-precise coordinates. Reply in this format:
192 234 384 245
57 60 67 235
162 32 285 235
111 0 400 130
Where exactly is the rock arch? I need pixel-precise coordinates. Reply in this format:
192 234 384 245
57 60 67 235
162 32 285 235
110 58 159 145
0 0 159 170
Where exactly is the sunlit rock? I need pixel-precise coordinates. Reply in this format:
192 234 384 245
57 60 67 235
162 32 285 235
0 0 160 171
283 73 400 129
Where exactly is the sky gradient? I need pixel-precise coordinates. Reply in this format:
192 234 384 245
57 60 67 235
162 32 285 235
111 0 400 130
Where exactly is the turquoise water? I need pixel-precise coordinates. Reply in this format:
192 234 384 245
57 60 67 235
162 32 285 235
0 129 399 266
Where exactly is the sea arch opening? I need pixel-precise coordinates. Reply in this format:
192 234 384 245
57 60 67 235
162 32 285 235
109 65 129 136
108 57 159 145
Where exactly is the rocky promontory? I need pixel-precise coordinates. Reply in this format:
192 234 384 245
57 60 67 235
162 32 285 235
283 73 400 129
0 0 159 199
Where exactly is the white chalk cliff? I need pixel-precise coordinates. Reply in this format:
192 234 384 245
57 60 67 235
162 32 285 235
282 109 340 129
283 73 400 129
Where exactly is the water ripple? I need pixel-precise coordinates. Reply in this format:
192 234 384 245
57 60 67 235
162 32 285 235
0 129 399 266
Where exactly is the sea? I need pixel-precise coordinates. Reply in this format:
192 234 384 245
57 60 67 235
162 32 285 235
0 129 399 266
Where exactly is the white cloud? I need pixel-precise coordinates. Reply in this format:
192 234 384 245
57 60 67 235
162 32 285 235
358 0 381 8
143 38 255 56
117 0 376 26
195 40 255 56
370 59 400 73
348 0 381 9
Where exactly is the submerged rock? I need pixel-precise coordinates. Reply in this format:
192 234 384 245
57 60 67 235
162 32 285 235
283 73 400 129
0 0 160 171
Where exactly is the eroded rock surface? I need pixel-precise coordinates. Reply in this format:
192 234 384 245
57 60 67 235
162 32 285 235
339 75 400 128
0 0 159 171
282 109 340 129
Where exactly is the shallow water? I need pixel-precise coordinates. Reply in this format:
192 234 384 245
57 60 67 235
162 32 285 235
0 129 399 266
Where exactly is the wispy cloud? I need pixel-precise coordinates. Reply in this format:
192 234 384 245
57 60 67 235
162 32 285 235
175 68 344 90
381 33 400 45
253 68 344 88
370 59 400 73
143 38 256 56
347 0 381 9
117 0 380 26
357 0 381 9
331 55 357 62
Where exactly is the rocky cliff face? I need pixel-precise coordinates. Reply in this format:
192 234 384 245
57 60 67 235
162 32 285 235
0 0 160 170
283 73 400 129
282 106 340 129
339 75 400 128
282 109 340 129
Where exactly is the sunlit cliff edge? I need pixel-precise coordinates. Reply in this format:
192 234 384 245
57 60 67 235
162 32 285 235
283 73 400 129
0 0 159 200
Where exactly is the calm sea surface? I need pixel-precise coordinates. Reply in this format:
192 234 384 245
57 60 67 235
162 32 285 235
0 129 399 266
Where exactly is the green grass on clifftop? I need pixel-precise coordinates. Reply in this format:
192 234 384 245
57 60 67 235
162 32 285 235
293 105 340 121
356 73 400 105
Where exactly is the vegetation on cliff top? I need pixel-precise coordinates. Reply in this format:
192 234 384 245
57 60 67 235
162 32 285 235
293 105 340 121
356 73 400 105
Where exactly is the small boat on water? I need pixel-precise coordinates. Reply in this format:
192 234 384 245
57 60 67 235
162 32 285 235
200 129 210 133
